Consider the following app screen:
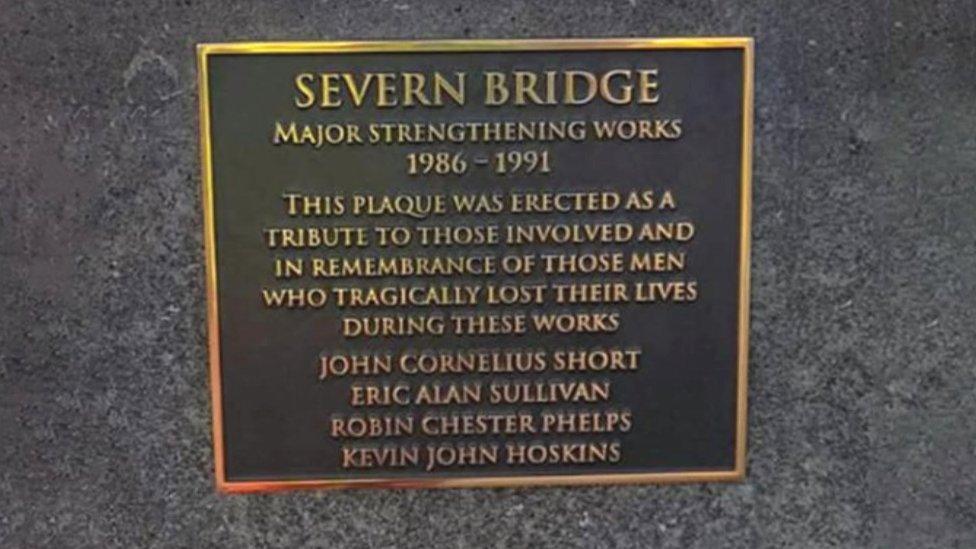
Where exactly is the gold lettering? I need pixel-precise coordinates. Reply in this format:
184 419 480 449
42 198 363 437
293 73 315 108
341 73 376 107
564 71 598 105
484 72 509 105
599 69 633 105
319 73 342 107
638 69 660 104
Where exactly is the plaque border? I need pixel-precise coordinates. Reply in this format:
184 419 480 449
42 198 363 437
196 37 754 493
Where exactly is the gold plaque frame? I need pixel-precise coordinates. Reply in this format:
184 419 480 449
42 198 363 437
197 37 754 493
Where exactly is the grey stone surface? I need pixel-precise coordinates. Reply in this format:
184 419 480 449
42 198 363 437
1 0 975 547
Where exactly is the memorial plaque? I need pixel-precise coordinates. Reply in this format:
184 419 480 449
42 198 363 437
196 38 753 492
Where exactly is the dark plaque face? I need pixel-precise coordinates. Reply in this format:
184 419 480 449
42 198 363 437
197 38 753 492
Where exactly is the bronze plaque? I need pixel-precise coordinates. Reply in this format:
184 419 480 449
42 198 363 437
197 38 753 492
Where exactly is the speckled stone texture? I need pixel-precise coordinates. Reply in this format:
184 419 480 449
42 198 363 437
1 1 974 547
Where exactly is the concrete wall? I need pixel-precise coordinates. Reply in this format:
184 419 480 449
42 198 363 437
2 1 974 546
